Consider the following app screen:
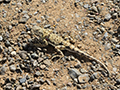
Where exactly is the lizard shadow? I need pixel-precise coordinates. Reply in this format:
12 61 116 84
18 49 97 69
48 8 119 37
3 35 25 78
25 43 94 63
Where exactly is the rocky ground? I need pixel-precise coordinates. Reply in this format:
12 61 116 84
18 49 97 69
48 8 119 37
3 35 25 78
0 0 120 90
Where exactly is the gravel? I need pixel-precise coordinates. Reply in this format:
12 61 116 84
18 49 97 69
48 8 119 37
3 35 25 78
0 0 120 89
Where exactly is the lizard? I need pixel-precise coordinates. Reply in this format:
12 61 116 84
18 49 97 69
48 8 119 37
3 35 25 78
29 25 110 77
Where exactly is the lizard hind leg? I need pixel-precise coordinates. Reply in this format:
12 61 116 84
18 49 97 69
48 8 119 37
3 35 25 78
51 45 65 61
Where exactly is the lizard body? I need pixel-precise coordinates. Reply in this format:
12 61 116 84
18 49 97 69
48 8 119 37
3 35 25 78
30 25 110 77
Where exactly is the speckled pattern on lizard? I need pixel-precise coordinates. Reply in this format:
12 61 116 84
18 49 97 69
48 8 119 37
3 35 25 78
29 25 110 77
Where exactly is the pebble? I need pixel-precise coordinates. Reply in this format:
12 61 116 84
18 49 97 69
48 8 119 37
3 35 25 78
31 53 39 59
5 0 11 2
5 40 11 47
78 74 89 84
0 0 3 3
111 38 119 43
43 59 51 66
19 14 29 23
112 13 118 19
104 13 112 21
10 51 16 56
18 51 28 59
30 84 41 90
35 71 40 77
36 20 41 23
91 6 98 13
0 36 3 41
9 65 16 72
0 64 8 75
117 26 120 33
19 77 26 84
68 68 81 79
83 4 89 9
0 45 3 53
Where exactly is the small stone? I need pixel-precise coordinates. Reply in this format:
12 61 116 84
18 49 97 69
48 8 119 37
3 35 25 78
112 13 118 19
104 13 112 21
89 72 100 81
8 25 12 30
35 71 40 77
40 65 46 69
18 51 28 59
83 4 89 9
43 59 51 66
30 84 41 90
9 65 16 72
68 68 81 79
80 68 88 73
104 43 111 50
19 14 29 23
5 40 11 47
111 38 119 43
0 64 8 75
60 86 67 90
78 74 89 84
45 80 51 85
0 45 3 53
0 36 3 41
91 6 98 13
19 77 26 84
5 0 11 2
10 51 16 56
44 24 51 29
32 60 38 67
36 20 41 23
56 18 60 22
0 0 4 3
117 26 120 33
116 79 120 84
31 53 39 59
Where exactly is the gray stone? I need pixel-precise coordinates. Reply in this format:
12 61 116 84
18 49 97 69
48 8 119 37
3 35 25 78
0 64 8 75
83 4 89 9
43 59 51 66
78 74 89 84
44 24 51 29
68 68 81 79
36 20 41 23
0 45 3 53
80 68 88 73
111 38 119 43
35 71 40 77
104 13 111 21
116 79 120 84
5 0 11 2
60 86 67 90
31 53 39 59
91 6 98 13
19 14 29 23
90 72 100 81
0 0 3 3
10 51 16 56
112 13 118 19
33 60 38 67
56 18 60 22
18 51 27 59
9 65 16 72
104 43 111 50
5 40 11 47
0 36 3 41
30 84 40 90
19 77 26 84
117 26 120 33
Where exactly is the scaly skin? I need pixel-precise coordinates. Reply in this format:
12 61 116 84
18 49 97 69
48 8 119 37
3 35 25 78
30 25 110 77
